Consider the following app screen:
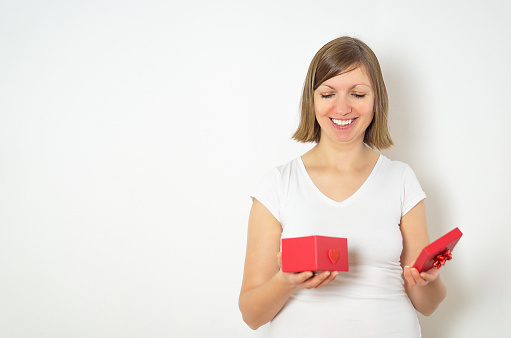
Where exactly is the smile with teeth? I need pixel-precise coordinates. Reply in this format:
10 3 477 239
331 117 357 126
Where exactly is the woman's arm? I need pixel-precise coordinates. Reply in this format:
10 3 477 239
400 200 447 316
239 199 336 330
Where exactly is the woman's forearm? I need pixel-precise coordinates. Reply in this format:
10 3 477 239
408 277 447 316
239 272 297 330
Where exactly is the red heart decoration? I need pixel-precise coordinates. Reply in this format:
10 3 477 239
328 249 339 264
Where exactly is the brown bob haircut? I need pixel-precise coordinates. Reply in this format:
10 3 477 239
292 36 393 150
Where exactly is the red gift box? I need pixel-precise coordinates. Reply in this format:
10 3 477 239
281 235 348 272
412 227 463 272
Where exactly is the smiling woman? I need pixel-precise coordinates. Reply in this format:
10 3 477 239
293 36 393 149
313 67 375 146
239 36 446 337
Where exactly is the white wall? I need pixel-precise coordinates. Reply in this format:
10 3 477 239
1 1 510 337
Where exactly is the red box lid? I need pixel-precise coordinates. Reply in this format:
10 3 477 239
412 227 463 272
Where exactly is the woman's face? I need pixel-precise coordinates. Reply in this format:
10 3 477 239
314 67 374 146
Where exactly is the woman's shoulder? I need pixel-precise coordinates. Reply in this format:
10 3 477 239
252 157 302 205
269 157 302 178
378 154 416 177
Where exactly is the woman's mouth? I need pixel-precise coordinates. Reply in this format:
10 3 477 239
330 117 357 127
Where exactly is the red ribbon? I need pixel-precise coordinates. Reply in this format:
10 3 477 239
433 249 453 269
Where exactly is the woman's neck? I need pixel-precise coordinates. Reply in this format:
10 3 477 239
305 139 378 172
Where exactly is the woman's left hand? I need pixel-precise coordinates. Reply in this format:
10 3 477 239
403 265 441 287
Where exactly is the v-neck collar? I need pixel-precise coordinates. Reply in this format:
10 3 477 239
297 154 384 207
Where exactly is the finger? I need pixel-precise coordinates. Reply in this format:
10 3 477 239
403 266 416 286
295 271 314 284
303 271 331 289
410 267 428 287
315 271 338 288
420 267 441 282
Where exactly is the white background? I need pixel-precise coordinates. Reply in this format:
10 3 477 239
1 1 510 337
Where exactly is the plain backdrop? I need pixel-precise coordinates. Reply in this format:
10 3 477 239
1 1 510 337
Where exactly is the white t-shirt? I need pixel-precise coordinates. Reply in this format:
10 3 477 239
252 154 426 337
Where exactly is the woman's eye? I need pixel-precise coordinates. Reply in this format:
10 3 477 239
321 94 334 99
352 93 366 98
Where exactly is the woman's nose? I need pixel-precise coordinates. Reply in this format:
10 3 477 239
336 97 352 115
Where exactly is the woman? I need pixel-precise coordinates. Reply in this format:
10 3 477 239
239 37 446 337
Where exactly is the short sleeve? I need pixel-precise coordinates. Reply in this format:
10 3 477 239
251 168 281 223
401 165 427 217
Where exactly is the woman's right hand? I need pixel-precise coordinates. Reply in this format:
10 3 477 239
276 252 338 289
